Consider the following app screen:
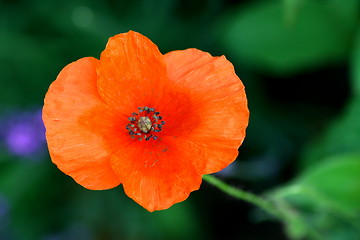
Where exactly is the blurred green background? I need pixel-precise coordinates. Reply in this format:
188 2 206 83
1 0 360 239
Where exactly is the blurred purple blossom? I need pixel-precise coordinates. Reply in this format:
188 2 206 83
0 108 46 159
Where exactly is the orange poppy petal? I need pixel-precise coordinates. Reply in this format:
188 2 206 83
110 141 202 212
164 136 240 175
43 57 121 190
97 31 168 113
164 49 249 174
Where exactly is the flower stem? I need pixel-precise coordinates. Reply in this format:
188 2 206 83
202 174 281 219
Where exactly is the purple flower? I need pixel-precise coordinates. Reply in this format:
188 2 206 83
1 108 46 158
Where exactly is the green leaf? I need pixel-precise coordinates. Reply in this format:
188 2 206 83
220 0 354 75
268 154 360 240
282 0 302 25
326 0 359 31
301 97 360 167
298 154 360 212
351 29 360 97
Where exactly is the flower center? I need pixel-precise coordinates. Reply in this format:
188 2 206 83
137 116 152 133
126 106 165 141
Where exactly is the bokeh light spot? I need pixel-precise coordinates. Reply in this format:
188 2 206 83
71 6 94 28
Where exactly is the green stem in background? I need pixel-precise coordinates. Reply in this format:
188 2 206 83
202 174 281 219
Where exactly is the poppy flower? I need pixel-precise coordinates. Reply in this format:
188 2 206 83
43 31 249 211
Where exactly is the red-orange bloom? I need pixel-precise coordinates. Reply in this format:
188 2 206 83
43 31 249 211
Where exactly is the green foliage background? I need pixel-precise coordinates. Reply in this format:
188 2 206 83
0 0 359 239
